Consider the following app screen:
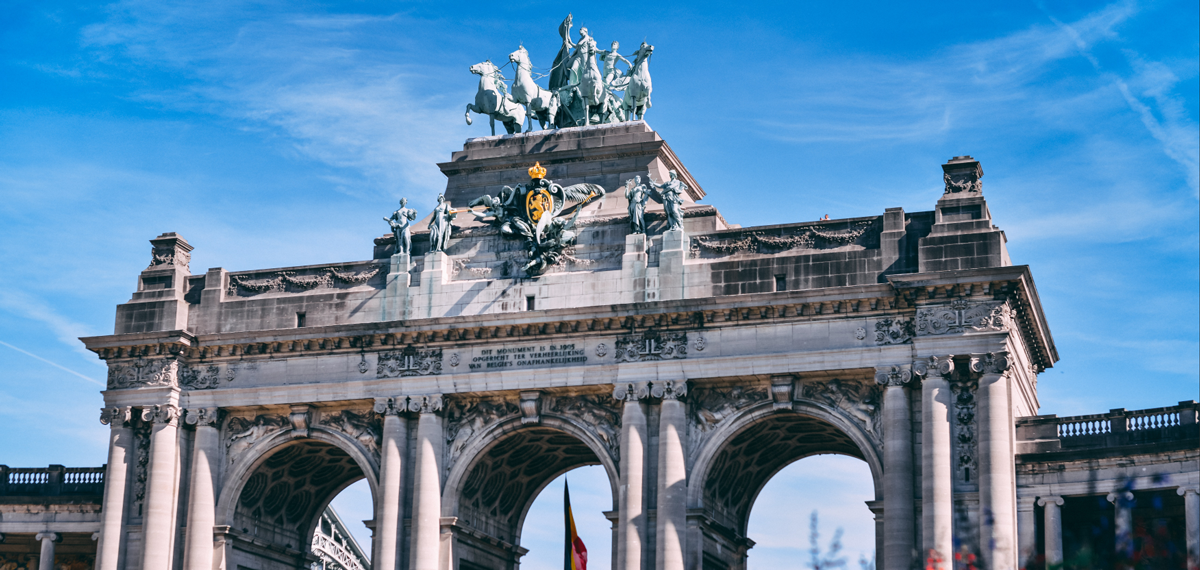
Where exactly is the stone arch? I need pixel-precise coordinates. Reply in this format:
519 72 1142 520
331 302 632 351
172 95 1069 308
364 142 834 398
215 426 380 567
688 400 883 541
442 414 620 570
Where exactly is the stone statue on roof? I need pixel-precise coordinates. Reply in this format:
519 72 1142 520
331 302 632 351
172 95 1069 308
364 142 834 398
649 170 686 232
384 198 418 256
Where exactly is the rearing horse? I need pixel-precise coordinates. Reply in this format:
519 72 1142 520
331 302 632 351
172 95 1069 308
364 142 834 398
508 47 559 131
465 60 526 135
622 43 653 121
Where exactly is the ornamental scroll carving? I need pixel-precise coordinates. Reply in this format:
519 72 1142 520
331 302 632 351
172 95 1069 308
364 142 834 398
686 385 769 463
916 300 1012 336
614 330 687 362
180 364 222 390
800 379 882 445
107 358 178 389
320 410 381 458
445 397 521 477
377 347 443 378
951 376 978 484
546 394 622 462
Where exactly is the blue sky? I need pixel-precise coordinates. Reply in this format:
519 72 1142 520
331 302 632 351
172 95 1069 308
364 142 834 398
1 0 1196 566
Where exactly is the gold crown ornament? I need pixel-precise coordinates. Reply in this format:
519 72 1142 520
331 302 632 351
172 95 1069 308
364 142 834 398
528 162 547 179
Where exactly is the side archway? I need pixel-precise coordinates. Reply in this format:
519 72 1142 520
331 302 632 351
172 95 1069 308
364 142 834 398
215 426 381 569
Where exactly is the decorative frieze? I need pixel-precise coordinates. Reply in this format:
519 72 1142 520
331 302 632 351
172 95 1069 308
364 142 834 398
614 330 687 362
180 364 221 390
377 347 443 378
874 318 914 345
107 358 178 389
689 220 876 258
916 300 1011 336
225 265 383 296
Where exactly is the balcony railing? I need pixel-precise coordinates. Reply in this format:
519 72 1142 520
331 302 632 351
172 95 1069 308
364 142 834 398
1017 401 1198 454
0 465 106 499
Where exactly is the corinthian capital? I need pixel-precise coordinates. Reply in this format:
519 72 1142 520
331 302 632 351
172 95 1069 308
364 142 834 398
140 404 180 425
407 394 444 414
184 407 222 427
874 365 913 387
612 382 650 402
969 351 1010 375
651 380 688 400
99 406 133 426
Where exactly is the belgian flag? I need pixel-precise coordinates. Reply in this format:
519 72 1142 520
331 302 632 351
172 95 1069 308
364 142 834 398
563 480 588 570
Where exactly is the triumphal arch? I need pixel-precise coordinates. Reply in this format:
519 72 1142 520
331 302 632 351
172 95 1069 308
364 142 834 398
72 112 1066 570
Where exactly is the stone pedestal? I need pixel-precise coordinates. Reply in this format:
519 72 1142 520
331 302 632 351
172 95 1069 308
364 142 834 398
419 252 450 319
659 230 686 301
622 234 648 304
385 253 411 321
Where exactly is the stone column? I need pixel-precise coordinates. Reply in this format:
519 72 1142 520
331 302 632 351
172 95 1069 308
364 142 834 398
140 404 181 570
96 407 134 570
653 380 688 570
1108 490 1135 560
614 382 649 570
35 532 58 570
374 397 410 570
1178 487 1199 569
1017 497 1037 569
183 408 221 570
1037 496 1064 567
972 352 1015 570
914 356 954 569
874 365 914 570
409 395 444 570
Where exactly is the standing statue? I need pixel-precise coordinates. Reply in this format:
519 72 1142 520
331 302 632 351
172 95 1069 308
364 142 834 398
650 170 687 232
622 42 654 120
384 198 418 255
624 176 648 234
597 41 631 89
465 60 526 135
549 14 574 92
428 195 457 253
509 46 560 131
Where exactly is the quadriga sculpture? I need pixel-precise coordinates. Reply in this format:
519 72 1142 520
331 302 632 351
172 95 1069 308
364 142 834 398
465 60 526 135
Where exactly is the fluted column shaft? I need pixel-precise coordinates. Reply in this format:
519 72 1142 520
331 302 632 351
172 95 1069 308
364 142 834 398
183 409 221 570
1179 488 1199 569
918 357 954 570
876 366 914 570
654 382 687 570
410 395 444 570
96 408 133 570
974 352 1015 570
1038 496 1064 567
1108 491 1135 560
36 532 58 570
374 398 409 570
141 405 181 570
615 383 648 570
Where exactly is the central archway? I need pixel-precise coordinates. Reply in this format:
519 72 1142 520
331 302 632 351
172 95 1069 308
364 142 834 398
443 413 620 570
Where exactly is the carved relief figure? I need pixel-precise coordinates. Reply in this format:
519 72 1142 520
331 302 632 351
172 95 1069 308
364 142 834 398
445 398 520 473
687 385 769 458
226 415 287 461
801 379 881 439
547 394 621 461
321 410 381 457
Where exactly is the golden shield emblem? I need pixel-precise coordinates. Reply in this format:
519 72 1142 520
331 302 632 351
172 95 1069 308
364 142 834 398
526 188 553 223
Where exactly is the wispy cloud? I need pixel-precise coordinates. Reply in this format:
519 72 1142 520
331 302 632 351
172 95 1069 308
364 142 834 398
0 341 105 386
0 289 104 366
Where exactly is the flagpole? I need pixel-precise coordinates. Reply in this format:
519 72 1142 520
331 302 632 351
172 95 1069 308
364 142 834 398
564 479 572 570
